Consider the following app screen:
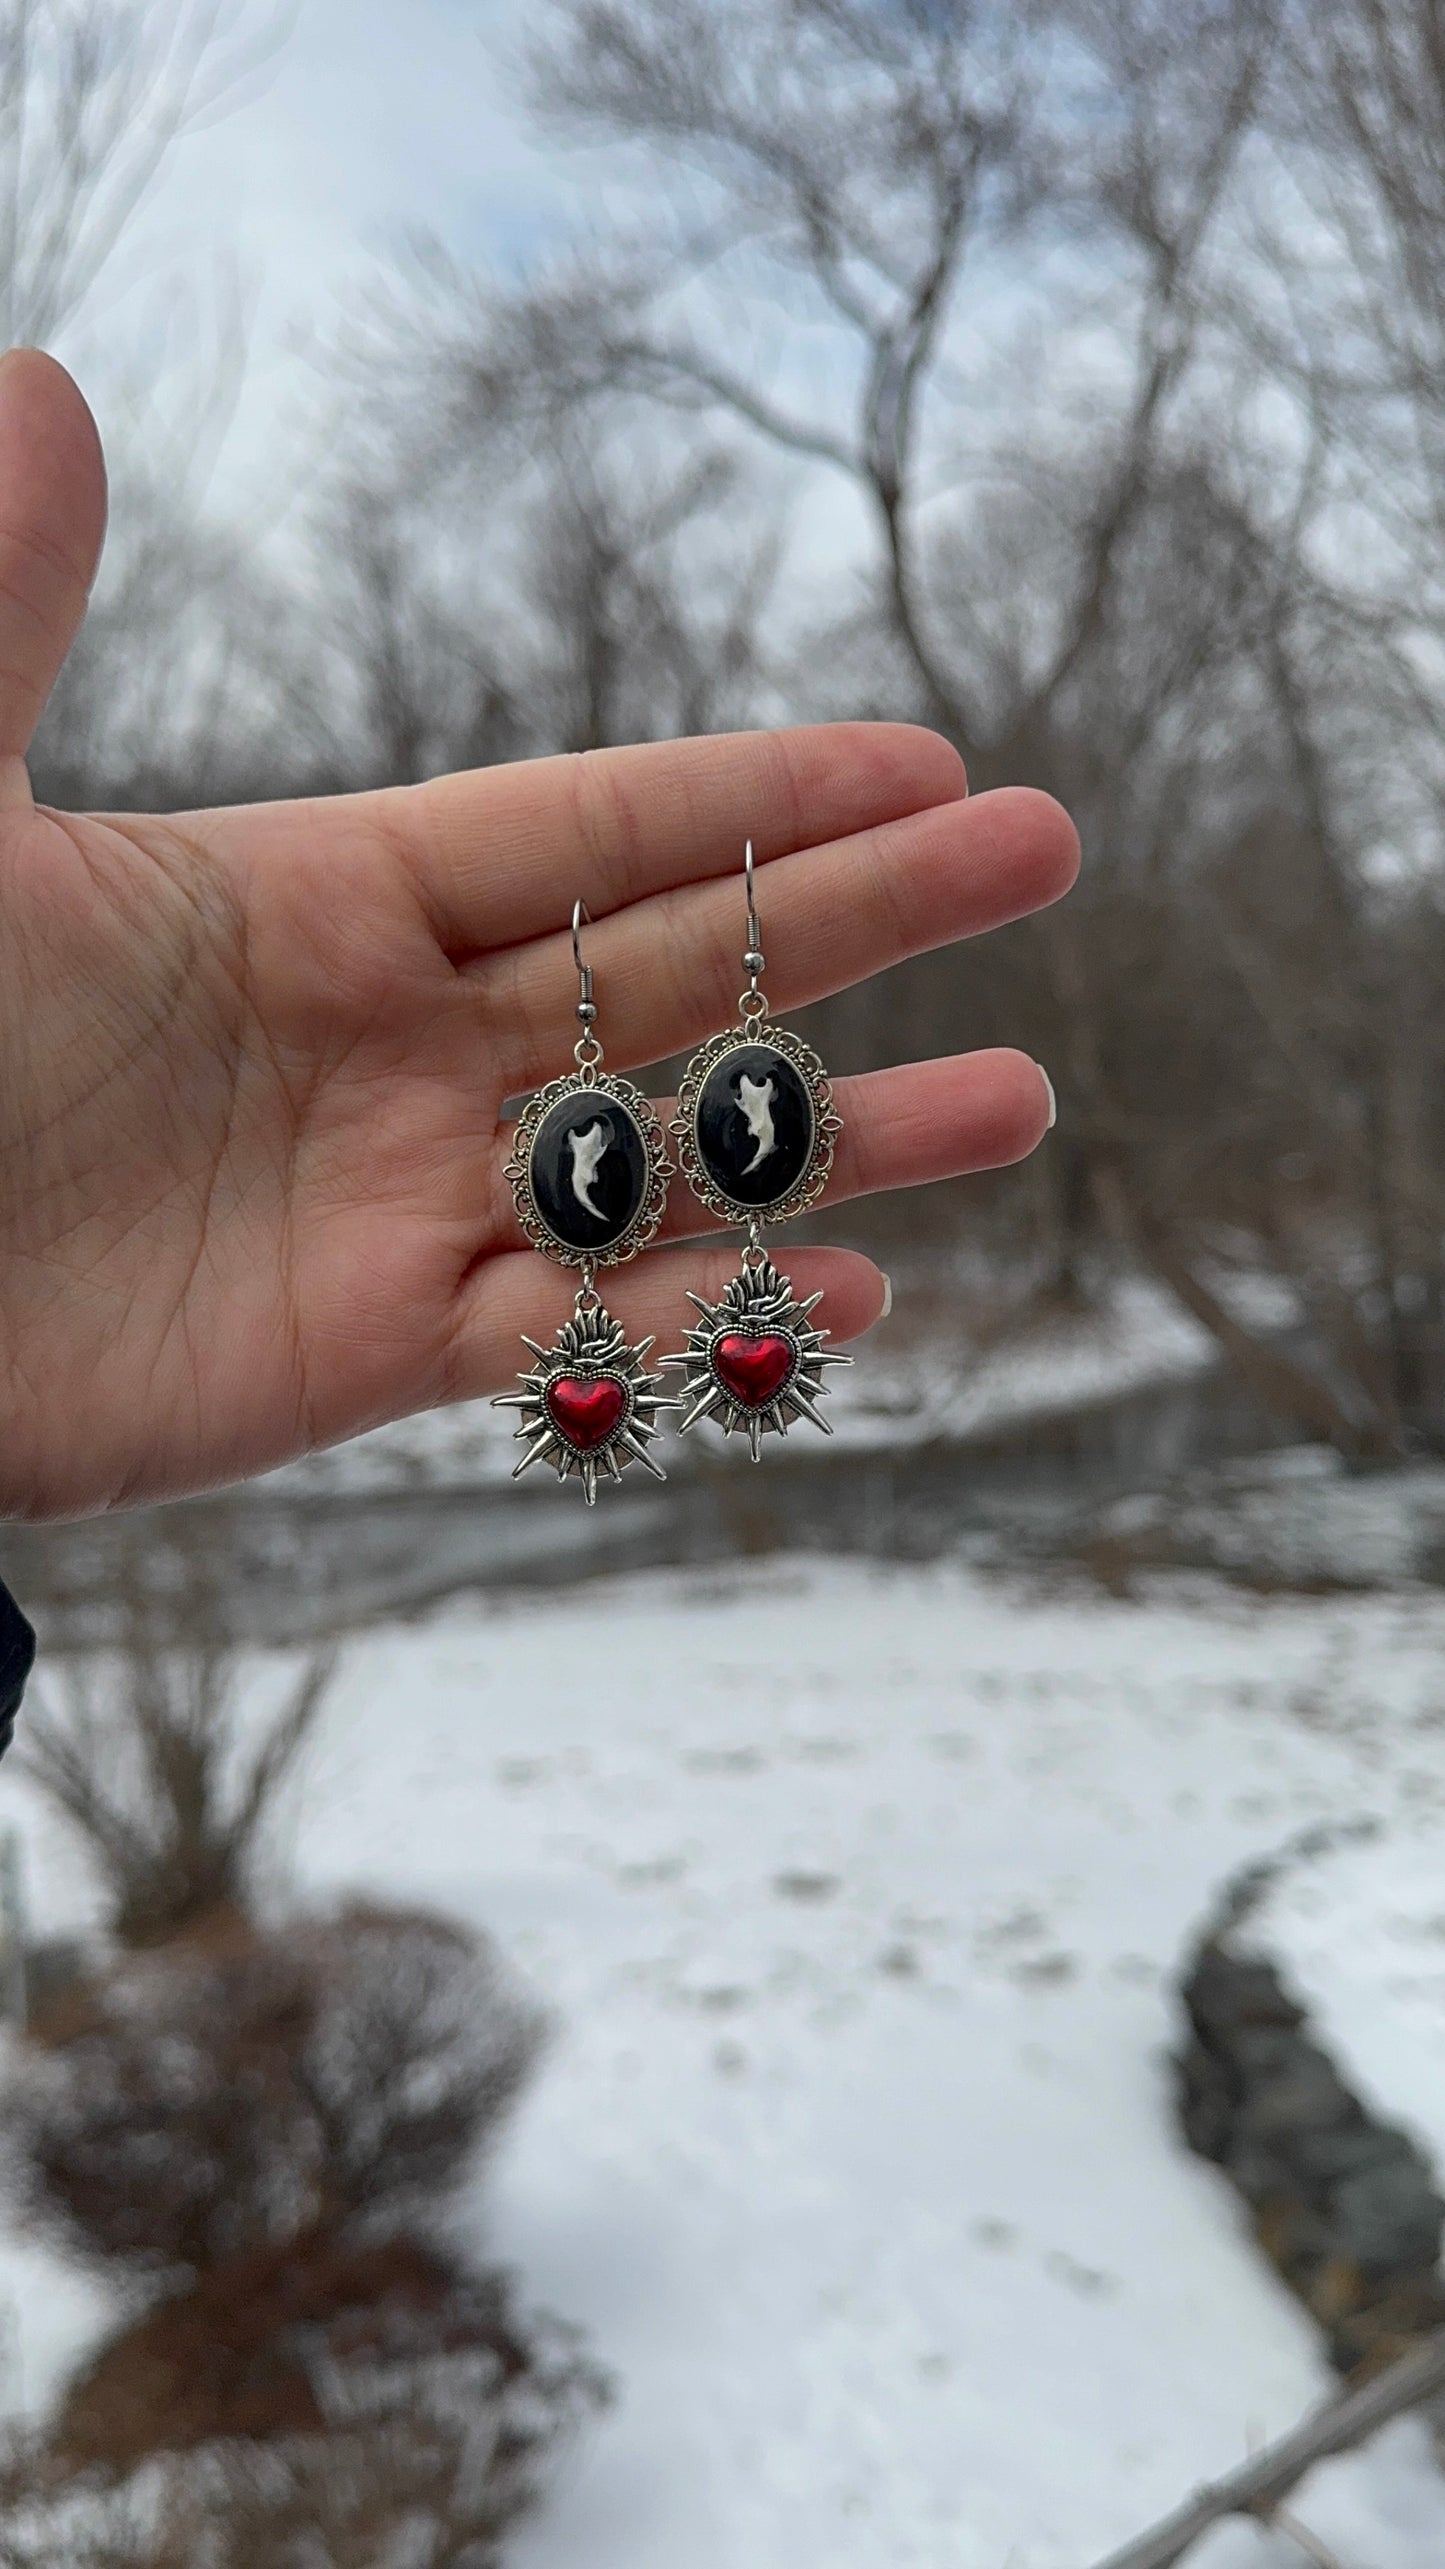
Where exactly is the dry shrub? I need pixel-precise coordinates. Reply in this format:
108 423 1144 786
0 1903 545 2282
46 2229 601 2486
0 1903 597 2567
48 2229 551 2465
20 1507 333 1949
164 2403 596 2568
0 2319 608 2566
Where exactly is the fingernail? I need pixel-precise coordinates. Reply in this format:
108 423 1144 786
880 1272 893 1321
1035 1063 1057 1130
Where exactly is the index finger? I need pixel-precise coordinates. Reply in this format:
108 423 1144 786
400 722 968 954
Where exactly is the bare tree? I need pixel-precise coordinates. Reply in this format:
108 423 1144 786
30 432 316 812
304 423 776 784
515 0 1042 746
0 0 282 347
375 0 1445 1458
0 0 313 819
511 0 1281 756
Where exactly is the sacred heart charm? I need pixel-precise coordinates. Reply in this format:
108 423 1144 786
493 1300 677 1504
713 1331 796 1408
545 1373 628 1450
664 1256 851 1460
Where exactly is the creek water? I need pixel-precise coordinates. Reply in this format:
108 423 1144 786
5 1356 1297 1648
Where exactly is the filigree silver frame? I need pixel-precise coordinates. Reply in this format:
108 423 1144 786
505 1068 671 1271
670 1021 842 1228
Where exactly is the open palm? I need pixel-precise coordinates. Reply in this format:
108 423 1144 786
0 352 1078 1519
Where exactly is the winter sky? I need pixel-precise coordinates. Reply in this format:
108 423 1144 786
57 0 583 524
50 0 1027 618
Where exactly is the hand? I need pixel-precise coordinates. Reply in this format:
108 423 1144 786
0 351 1078 1519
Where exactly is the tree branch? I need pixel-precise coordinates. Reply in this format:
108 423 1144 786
613 337 861 479
1089 2328 1445 2569
1271 2509 1348 2569
1090 1157 1391 1459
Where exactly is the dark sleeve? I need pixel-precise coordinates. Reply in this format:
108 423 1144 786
0 1574 34 1761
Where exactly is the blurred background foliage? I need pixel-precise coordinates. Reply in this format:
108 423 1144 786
21 0 1445 1467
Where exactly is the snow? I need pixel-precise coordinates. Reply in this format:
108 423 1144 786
1093 1443 1445 1590
6 1558 1445 2563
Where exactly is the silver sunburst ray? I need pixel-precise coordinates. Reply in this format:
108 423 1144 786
493 1302 677 1505
662 1255 851 1455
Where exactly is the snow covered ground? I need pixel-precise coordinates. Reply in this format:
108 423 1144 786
6 1557 1445 2564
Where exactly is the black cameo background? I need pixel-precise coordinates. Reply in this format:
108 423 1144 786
695 1042 817 1211
529 1093 649 1254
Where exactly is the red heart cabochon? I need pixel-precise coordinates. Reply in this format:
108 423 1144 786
713 1332 795 1408
545 1374 627 1450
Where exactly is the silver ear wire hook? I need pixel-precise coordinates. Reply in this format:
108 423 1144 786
571 897 602 1073
743 840 764 976
572 899 596 1023
740 839 768 1022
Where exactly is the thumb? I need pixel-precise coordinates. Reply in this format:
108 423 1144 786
0 349 107 779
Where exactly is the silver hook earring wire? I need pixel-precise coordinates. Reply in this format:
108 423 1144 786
571 897 603 1077
740 839 768 1025
572 897 595 1012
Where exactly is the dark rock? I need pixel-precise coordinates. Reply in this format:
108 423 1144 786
1290 2122 1422 2187
1255 2199 1337 2284
1235 2057 1358 2143
1175 1932 1445 2377
1224 2138 1299 2206
1186 1945 1306 2042
1229 2025 1315 2080
1333 2162 1445 2281
1178 2041 1234 2159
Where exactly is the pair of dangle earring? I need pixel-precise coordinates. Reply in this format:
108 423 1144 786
495 846 849 1500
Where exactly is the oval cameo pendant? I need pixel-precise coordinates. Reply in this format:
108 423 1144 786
673 1024 839 1227
506 1070 671 1268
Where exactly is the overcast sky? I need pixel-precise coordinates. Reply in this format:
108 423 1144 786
43 0 892 608
59 0 583 523
51 0 1092 629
